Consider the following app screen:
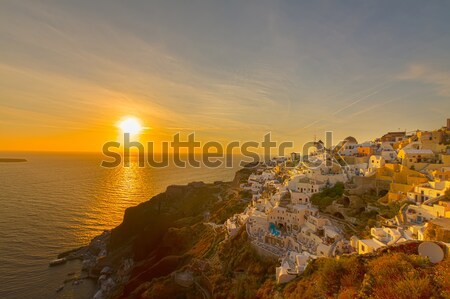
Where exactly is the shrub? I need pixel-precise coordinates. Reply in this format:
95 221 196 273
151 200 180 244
373 275 433 299
279 252 446 299
311 182 345 211
317 258 344 296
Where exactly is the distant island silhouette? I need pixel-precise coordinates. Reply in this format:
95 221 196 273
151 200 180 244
0 158 27 163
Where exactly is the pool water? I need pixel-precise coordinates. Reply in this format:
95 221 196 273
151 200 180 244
269 223 281 236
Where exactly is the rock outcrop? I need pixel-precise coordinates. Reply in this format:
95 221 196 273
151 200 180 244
79 166 257 298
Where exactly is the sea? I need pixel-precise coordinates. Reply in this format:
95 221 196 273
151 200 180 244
0 152 242 299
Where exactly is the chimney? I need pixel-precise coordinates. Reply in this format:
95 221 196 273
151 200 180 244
447 118 450 130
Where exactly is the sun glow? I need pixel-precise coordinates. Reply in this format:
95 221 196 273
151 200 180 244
118 117 143 135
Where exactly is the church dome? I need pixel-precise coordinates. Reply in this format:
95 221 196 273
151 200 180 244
344 136 358 144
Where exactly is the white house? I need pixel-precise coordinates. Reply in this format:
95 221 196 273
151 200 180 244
296 178 326 196
405 202 450 223
367 155 385 174
357 238 385 254
377 142 397 162
289 190 311 205
351 226 407 254
246 208 268 238
268 204 312 232
276 251 313 284
370 227 405 246
398 148 435 167
407 181 450 204
338 136 361 156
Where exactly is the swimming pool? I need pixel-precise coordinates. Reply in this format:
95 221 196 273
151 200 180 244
269 222 281 236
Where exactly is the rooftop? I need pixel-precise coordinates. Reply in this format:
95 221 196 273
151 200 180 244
402 149 434 155
360 239 385 249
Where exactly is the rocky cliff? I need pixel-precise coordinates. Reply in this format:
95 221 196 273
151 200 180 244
87 166 263 299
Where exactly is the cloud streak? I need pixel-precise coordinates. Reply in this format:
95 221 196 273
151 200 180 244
398 64 450 97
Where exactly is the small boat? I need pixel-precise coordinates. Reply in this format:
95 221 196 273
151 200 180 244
49 258 67 267
56 285 64 292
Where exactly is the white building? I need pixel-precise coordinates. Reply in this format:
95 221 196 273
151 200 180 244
294 177 326 196
338 137 361 156
225 213 249 238
367 155 385 174
351 227 407 254
246 208 269 238
405 202 450 223
289 190 311 205
377 142 397 162
345 163 368 177
276 251 313 284
268 204 310 232
398 148 435 167
303 166 348 185
356 238 385 254
407 181 450 204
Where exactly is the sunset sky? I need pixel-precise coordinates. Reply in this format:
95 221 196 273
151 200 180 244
1 1 450 152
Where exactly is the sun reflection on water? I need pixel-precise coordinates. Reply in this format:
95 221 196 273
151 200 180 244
73 157 150 244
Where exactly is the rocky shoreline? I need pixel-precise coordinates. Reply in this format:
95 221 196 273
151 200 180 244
56 230 120 298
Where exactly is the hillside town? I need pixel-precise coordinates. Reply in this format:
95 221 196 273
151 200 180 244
225 119 450 284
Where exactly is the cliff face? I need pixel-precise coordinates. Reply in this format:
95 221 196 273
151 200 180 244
108 164 258 255
100 167 258 298
107 182 225 296
109 182 216 255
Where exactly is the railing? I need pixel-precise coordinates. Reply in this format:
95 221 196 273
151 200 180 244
422 194 446 206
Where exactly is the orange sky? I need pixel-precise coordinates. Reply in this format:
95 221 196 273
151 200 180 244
1 1 450 152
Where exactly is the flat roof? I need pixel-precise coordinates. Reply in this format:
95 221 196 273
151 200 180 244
360 239 384 249
402 149 434 154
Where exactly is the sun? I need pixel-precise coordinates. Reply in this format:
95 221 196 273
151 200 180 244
118 117 143 135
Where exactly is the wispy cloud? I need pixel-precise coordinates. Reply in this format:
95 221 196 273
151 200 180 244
331 82 392 116
349 93 411 117
397 64 450 97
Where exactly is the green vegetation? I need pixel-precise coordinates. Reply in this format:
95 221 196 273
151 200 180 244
213 230 277 299
354 210 379 232
311 182 345 211
354 200 404 236
378 201 403 218
279 252 450 299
